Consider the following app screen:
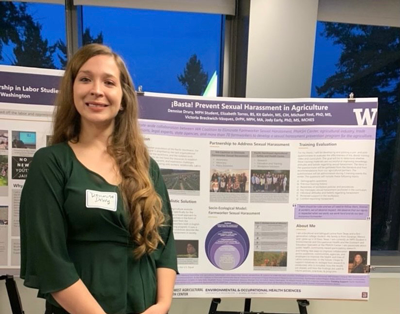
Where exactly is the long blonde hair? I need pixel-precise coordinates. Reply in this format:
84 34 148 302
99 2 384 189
52 44 165 258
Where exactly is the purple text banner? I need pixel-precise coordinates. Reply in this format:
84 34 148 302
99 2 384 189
138 94 378 127
0 69 60 106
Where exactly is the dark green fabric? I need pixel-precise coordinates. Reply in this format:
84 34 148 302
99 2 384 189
20 142 178 314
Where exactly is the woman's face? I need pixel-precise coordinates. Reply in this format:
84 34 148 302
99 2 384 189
73 55 123 129
187 243 196 254
354 254 363 264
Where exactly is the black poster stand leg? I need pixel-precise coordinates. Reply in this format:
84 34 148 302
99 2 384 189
209 298 309 314
297 299 310 314
244 298 251 312
0 275 25 314
209 298 221 314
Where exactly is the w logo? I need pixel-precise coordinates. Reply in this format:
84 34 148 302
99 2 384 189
353 108 377 126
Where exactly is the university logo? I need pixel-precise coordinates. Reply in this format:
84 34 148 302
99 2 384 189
353 108 377 126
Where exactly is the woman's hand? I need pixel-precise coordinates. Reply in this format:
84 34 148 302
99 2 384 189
141 267 176 314
141 302 170 314
52 279 106 314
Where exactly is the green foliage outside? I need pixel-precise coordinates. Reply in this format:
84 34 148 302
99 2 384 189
55 28 104 69
178 54 208 95
0 2 25 61
13 18 55 68
0 2 103 69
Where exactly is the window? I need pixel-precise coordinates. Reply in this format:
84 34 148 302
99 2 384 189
312 21 400 251
82 6 224 95
0 2 65 69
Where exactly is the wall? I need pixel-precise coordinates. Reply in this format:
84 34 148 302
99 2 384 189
246 0 319 98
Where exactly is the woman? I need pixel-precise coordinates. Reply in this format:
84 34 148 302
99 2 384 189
211 179 219 192
351 254 365 273
219 178 226 192
233 178 241 193
186 243 198 258
19 44 177 314
226 178 233 192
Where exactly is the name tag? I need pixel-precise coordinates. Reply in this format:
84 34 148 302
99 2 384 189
86 190 118 211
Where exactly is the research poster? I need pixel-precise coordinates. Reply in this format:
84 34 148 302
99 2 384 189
0 65 377 301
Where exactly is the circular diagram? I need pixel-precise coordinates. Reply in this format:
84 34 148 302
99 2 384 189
205 221 250 270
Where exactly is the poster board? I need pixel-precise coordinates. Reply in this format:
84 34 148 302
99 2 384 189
0 65 377 301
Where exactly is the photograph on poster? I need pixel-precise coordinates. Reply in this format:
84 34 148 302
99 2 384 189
210 170 249 193
250 170 290 193
176 239 199 258
253 251 288 268
348 251 368 274
0 206 8 225
0 206 7 266
253 221 288 271
0 155 8 187
11 156 32 180
160 169 200 193
46 135 52 147
0 130 8 150
11 131 36 149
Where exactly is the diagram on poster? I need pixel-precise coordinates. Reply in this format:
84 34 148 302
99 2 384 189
205 221 250 270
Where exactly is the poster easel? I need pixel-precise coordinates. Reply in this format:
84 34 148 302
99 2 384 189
0 275 25 314
208 298 309 314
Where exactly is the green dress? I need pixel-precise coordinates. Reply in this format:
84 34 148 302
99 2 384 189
20 142 178 314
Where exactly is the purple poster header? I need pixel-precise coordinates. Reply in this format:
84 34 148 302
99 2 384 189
0 68 378 129
138 94 378 127
0 70 60 106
